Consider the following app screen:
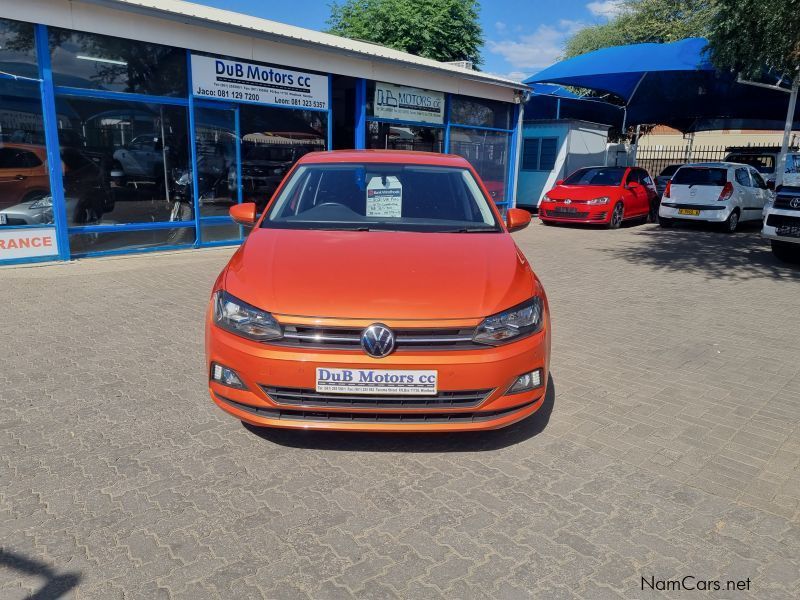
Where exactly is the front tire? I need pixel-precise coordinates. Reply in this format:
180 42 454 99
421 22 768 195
607 202 624 229
771 240 800 263
722 209 740 233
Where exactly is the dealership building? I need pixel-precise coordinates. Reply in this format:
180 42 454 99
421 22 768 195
0 0 527 265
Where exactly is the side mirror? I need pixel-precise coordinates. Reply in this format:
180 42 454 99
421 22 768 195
229 202 257 227
627 181 641 190
506 208 531 233
555 179 564 186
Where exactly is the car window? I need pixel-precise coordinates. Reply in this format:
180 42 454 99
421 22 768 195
659 164 682 177
638 170 654 186
671 167 728 186
786 154 800 174
626 170 640 185
563 167 626 186
264 163 500 233
750 169 767 189
735 168 751 186
0 147 36 169
725 153 775 174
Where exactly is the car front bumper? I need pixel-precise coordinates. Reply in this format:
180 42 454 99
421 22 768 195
206 312 551 432
762 209 800 243
539 203 610 224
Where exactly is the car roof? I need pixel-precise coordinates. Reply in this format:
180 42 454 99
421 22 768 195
297 149 473 168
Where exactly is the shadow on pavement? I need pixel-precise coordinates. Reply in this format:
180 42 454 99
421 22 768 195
0 548 81 600
243 376 555 452
602 223 800 281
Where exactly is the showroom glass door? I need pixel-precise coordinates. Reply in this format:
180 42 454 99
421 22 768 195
193 104 242 243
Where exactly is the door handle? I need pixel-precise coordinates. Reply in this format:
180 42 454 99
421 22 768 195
15 175 27 180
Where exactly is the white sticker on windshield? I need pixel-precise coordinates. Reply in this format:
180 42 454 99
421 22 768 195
366 175 402 218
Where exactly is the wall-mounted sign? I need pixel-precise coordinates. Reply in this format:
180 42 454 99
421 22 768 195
0 228 57 261
191 54 329 110
373 82 444 125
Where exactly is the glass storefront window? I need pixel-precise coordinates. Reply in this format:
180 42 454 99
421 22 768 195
69 226 195 255
54 96 189 226
201 221 241 243
194 106 237 218
450 95 512 130
449 128 511 203
238 104 327 210
367 121 443 153
0 79 51 224
49 28 187 96
0 18 38 79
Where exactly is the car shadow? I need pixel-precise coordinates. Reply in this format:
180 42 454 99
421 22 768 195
601 222 800 281
243 376 556 452
0 548 81 600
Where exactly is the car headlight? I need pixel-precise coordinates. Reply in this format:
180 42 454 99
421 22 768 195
473 297 543 345
213 290 282 341
29 196 53 210
587 196 609 205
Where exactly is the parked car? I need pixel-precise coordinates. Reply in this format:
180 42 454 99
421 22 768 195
659 162 771 232
0 144 51 211
0 147 114 226
205 150 551 432
655 164 683 197
762 152 800 262
723 146 797 188
539 166 657 228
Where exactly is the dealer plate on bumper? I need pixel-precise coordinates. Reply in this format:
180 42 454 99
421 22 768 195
678 208 701 216
316 368 438 395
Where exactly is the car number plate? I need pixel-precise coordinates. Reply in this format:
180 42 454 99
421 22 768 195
678 209 701 216
0 213 6 225
776 225 800 238
316 368 437 395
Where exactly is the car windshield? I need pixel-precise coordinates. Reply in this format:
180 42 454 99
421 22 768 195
725 154 775 174
262 163 500 232
672 167 728 186
563 167 626 186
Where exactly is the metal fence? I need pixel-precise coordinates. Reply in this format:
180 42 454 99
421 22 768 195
634 142 779 177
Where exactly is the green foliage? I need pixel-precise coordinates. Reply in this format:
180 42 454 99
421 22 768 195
707 0 800 77
327 0 483 66
564 0 716 58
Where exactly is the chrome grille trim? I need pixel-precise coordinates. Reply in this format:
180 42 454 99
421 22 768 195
270 325 482 350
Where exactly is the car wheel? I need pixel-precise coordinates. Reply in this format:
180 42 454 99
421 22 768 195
722 209 739 233
771 240 800 263
607 202 624 229
658 216 673 228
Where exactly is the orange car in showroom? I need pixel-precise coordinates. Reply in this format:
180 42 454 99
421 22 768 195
205 150 550 432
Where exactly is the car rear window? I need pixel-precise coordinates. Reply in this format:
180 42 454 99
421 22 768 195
659 164 682 177
671 167 727 186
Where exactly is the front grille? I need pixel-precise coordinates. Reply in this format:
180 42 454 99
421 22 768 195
767 214 800 227
271 325 481 351
261 386 492 409
774 194 800 210
217 394 537 424
542 209 590 219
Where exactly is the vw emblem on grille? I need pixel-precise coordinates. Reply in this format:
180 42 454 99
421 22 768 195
361 324 395 358
790 197 800 209
563 199 572 204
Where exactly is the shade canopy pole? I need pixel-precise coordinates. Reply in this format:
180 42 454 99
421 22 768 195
778 75 799 187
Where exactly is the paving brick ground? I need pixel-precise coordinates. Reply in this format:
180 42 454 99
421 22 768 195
1 220 799 599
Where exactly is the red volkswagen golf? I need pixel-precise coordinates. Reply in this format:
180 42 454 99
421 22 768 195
539 166 658 228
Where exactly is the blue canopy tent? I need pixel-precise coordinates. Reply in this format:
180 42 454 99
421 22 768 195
525 83 624 128
524 38 799 134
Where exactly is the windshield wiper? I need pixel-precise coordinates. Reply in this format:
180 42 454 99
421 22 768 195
441 227 498 233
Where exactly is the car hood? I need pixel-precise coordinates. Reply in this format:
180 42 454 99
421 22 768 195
223 228 535 320
547 185 622 200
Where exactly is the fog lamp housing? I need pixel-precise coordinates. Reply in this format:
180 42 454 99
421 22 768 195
211 362 246 389
508 369 542 394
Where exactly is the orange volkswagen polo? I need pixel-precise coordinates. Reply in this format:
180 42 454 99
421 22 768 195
206 150 551 432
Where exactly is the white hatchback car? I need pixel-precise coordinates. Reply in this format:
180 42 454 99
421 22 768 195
659 162 771 232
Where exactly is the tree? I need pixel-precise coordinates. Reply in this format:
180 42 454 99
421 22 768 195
564 0 716 58
707 0 800 78
327 0 483 67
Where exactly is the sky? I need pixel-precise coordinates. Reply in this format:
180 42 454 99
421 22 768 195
190 0 624 81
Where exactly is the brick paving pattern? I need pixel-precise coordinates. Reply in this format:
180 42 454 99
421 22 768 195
1 220 799 598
